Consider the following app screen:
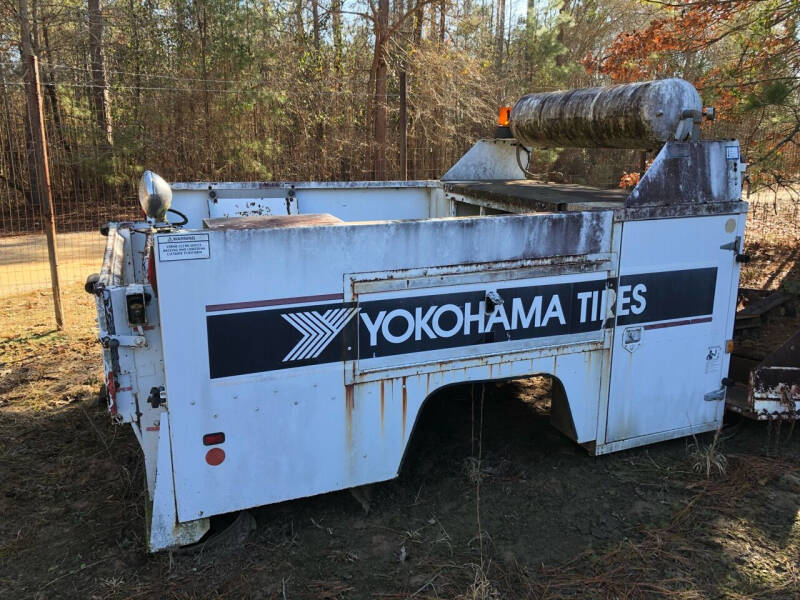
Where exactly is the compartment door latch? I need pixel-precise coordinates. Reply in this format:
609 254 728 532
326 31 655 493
720 236 750 263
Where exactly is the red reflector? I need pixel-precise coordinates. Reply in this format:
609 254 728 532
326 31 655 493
203 432 225 446
107 371 117 399
147 249 158 296
106 371 118 415
206 448 225 466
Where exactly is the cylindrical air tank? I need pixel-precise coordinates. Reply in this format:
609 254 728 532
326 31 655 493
509 78 702 149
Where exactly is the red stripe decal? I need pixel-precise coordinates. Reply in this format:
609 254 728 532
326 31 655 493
206 293 345 312
146 426 160 432
644 316 712 330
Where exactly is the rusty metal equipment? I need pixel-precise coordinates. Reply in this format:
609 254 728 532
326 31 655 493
727 290 800 420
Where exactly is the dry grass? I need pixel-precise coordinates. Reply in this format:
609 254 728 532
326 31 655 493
688 428 728 479
519 453 800 599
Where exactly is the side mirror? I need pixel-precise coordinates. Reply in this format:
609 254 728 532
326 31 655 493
138 171 172 221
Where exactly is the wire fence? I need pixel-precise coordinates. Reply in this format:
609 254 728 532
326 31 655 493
1 58 799 330
1 60 472 307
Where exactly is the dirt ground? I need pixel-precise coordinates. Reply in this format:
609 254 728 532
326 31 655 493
2 200 800 599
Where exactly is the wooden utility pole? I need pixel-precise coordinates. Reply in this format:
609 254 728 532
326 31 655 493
399 71 407 180
19 0 63 329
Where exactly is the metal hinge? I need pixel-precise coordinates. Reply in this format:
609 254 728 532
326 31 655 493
704 388 726 402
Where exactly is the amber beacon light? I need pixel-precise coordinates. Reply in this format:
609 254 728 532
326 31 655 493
497 106 511 127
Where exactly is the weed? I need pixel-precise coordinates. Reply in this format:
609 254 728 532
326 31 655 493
688 427 728 478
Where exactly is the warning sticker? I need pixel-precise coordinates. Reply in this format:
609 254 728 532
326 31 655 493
725 145 739 160
158 233 210 262
705 345 721 373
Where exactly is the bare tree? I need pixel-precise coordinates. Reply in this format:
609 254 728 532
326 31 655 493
88 0 112 146
369 0 436 179
495 0 505 68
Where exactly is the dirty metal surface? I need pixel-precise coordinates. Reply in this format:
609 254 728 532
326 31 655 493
440 139 526 181
171 180 439 191
619 201 749 222
444 180 626 213
203 213 344 230
627 141 744 207
510 79 701 149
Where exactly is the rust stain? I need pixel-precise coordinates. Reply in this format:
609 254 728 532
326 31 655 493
380 380 385 436
401 376 407 441
345 384 354 448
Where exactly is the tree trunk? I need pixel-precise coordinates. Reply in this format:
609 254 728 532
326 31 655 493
439 0 446 43
191 2 212 170
0 63 32 205
88 0 113 146
311 0 320 50
555 0 569 67
373 0 390 180
41 23 69 153
495 0 506 69
332 0 343 73
526 0 536 77
412 0 423 44
295 0 304 42
17 0 39 208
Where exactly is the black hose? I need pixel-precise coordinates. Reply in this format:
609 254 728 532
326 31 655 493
166 208 189 227
515 143 535 179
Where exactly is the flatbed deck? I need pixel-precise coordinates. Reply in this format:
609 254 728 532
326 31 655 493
444 179 628 213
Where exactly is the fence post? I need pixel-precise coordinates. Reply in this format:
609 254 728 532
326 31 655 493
20 0 64 328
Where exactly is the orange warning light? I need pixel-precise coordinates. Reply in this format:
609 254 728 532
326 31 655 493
497 106 511 127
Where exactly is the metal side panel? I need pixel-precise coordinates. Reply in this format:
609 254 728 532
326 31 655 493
153 211 615 522
602 213 745 447
349 270 611 379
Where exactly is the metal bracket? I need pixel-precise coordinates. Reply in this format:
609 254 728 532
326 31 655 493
704 388 726 402
100 332 147 348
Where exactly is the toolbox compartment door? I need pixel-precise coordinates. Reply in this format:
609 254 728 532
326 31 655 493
345 256 617 381
604 214 744 445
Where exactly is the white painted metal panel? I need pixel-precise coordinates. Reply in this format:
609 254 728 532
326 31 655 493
295 186 433 221
154 211 614 521
208 196 297 219
605 214 744 443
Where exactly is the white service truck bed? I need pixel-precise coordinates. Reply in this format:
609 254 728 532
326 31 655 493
91 136 747 551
